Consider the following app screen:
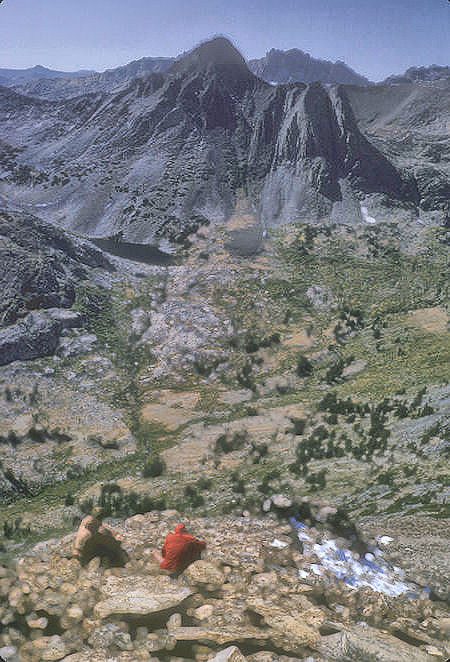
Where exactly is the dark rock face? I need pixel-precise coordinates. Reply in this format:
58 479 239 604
0 210 113 364
0 211 112 327
0 39 425 244
248 48 370 86
0 312 61 366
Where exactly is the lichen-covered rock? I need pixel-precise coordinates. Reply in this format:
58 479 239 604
88 623 133 651
94 575 193 619
271 495 293 509
246 599 321 652
0 514 446 662
168 625 270 646
320 625 437 661
22 634 67 661
183 560 226 587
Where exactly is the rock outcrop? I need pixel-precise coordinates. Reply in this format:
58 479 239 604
0 312 62 366
0 210 113 365
0 513 448 662
94 575 193 618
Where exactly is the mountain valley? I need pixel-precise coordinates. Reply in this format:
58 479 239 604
0 37 448 662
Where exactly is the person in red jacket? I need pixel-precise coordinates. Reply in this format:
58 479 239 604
152 523 206 574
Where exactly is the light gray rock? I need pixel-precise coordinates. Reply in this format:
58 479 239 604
183 560 225 587
342 359 367 378
94 575 193 619
46 308 83 329
88 623 133 651
0 646 20 662
272 494 293 509
306 285 335 310
131 307 151 337
57 333 97 358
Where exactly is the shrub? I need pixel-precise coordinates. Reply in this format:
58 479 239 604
326 359 345 384
420 422 441 445
29 384 39 405
290 417 306 436
184 485 205 508
79 497 94 514
215 430 249 454
411 387 427 410
196 477 212 490
143 455 166 478
237 361 256 390
296 354 313 377
250 441 268 464
7 431 19 447
418 404 434 417
29 426 46 443
305 469 327 491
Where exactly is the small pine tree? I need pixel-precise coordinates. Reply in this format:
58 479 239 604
143 455 166 478
296 354 313 377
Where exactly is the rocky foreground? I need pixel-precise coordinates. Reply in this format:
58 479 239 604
1 511 449 662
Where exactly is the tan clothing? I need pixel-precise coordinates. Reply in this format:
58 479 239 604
73 516 127 566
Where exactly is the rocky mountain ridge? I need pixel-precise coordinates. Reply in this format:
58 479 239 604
0 64 95 87
383 65 450 85
8 58 174 100
4 50 449 103
2 47 371 101
248 48 370 86
0 38 423 247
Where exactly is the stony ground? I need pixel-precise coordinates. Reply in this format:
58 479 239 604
0 510 449 662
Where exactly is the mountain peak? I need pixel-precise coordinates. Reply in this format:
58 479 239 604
170 37 253 81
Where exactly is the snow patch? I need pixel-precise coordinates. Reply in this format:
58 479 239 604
290 518 427 598
360 204 377 224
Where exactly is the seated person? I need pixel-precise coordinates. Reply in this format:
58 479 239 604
152 523 206 574
73 507 128 567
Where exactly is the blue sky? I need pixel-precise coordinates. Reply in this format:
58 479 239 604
0 0 449 81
